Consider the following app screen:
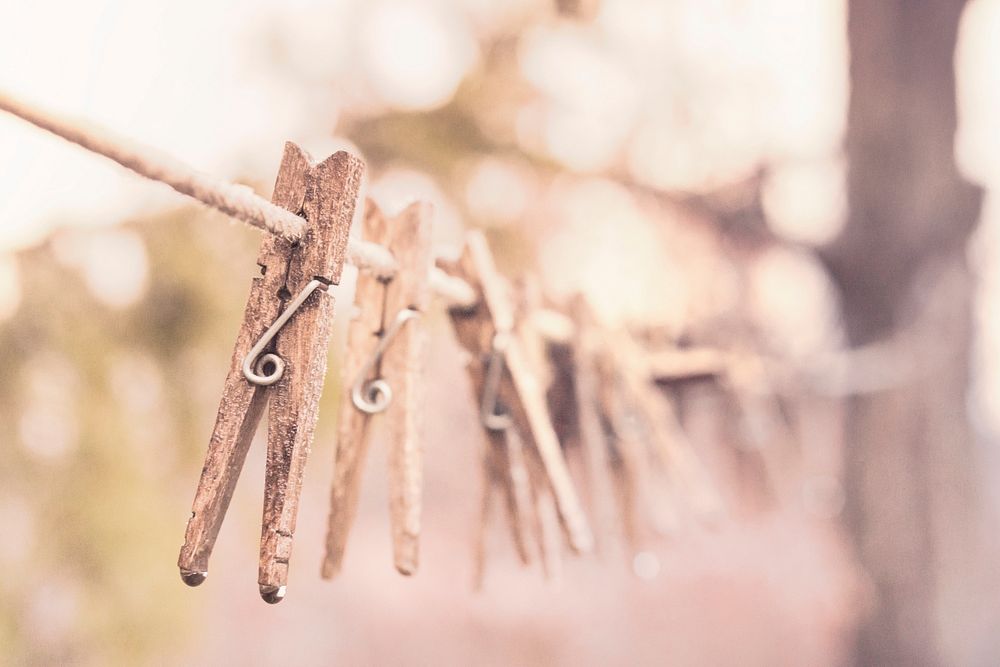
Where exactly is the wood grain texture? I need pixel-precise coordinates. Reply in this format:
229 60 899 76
322 200 433 578
321 201 385 579
178 142 311 582
259 149 364 597
440 232 594 555
381 201 433 575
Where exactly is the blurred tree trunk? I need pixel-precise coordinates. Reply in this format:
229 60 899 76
823 1 983 665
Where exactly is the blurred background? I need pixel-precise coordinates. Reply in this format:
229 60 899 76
1 0 999 664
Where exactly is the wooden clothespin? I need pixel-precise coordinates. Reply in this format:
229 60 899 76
178 142 363 603
472 424 536 589
718 349 797 506
438 232 594 562
613 326 723 524
508 426 563 581
565 294 652 552
511 275 570 579
322 199 433 578
564 295 724 554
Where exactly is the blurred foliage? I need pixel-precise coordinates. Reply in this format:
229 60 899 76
0 208 269 663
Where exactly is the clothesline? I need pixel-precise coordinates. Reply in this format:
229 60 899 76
0 90 477 306
4 91 875 398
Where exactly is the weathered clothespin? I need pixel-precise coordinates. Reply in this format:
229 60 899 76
511 276 570 579
565 295 652 552
322 199 433 578
472 425 536 590
439 232 594 559
719 350 796 506
613 327 723 523
178 142 363 603
505 425 563 581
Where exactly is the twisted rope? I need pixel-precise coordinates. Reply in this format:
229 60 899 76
0 91 474 304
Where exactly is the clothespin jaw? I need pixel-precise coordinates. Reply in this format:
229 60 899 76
178 142 363 603
322 199 433 579
439 232 594 556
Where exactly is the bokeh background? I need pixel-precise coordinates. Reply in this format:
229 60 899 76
1 0 999 664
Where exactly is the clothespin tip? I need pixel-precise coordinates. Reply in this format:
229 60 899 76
260 584 286 604
179 569 207 587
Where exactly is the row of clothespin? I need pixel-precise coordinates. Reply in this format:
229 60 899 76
176 142 745 603
0 94 778 602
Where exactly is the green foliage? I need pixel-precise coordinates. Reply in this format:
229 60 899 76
0 209 260 664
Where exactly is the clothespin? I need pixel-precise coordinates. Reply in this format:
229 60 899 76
719 349 797 506
612 326 724 523
322 199 433 578
565 295 724 554
511 275 570 579
471 278 556 579
438 232 594 559
508 425 563 580
649 341 798 506
470 423 536 588
477 424 536 588
566 295 652 552
178 142 363 603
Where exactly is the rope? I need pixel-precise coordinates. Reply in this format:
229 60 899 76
0 90 472 303
0 92 308 240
